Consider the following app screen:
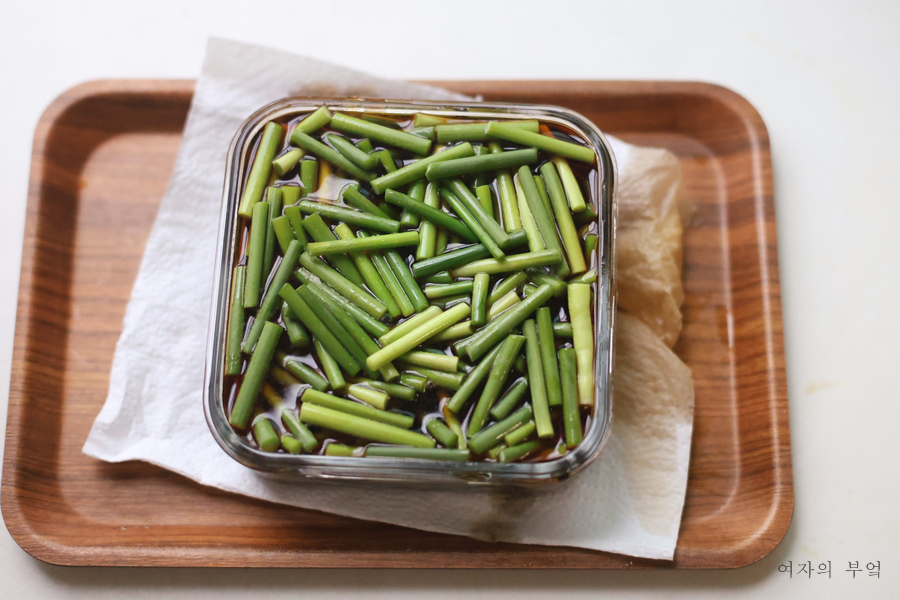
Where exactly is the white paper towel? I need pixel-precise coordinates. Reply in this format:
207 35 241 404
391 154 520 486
83 38 694 561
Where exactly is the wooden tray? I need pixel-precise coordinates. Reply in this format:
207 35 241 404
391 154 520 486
1 79 792 568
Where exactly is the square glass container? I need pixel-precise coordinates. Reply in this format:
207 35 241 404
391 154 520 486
204 98 617 485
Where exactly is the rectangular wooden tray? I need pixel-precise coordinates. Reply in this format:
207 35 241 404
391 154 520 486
1 79 792 568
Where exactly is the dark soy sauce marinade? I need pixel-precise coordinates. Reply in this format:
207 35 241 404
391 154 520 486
225 108 600 462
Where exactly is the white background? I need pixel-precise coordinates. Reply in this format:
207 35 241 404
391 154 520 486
1 1 898 598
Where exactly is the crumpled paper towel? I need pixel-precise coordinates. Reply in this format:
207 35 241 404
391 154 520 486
83 38 694 560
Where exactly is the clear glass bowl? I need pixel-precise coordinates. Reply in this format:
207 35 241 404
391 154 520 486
204 98 617 485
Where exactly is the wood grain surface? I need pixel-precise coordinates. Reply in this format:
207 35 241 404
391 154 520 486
1 79 792 568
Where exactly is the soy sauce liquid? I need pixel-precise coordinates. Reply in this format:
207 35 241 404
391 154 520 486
227 111 601 461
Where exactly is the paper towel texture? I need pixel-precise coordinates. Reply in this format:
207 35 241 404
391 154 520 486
83 38 694 560
615 145 691 348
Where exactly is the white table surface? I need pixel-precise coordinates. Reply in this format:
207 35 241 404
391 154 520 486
1 1 898 597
